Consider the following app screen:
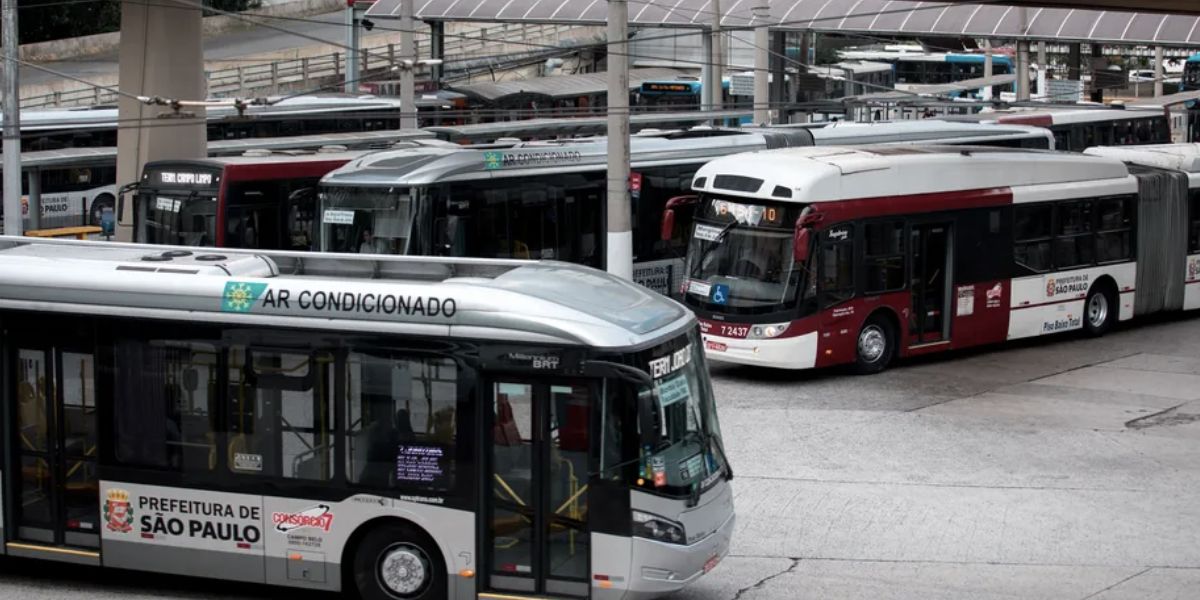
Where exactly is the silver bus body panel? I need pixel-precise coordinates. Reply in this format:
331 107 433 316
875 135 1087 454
98 481 475 596
625 479 736 597
0 237 692 350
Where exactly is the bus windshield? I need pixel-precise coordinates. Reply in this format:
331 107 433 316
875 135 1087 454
134 193 217 246
320 186 413 254
682 196 806 314
636 334 727 497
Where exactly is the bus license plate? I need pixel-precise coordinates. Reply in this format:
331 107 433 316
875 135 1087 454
703 555 721 573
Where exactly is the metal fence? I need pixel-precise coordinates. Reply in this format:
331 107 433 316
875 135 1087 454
21 22 582 109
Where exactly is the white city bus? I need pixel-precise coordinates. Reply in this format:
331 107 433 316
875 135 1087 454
677 145 1199 371
0 237 732 599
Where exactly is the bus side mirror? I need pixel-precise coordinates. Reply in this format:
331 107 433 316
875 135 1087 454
660 209 676 242
793 228 811 263
661 195 698 242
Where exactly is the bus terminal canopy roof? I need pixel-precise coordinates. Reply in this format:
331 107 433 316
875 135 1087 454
368 1 1200 47
450 67 684 104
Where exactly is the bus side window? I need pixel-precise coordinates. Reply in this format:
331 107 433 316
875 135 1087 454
227 348 335 481
113 339 219 473
1013 205 1053 274
819 225 855 307
345 352 459 491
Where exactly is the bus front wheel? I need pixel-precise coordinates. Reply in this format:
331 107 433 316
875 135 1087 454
352 522 446 600
854 314 896 375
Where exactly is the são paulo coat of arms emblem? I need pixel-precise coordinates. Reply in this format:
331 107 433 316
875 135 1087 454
104 489 134 533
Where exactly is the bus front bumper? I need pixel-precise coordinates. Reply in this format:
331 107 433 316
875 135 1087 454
701 330 818 369
623 511 736 599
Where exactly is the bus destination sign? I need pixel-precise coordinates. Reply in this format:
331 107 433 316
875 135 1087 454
156 171 216 186
642 82 694 93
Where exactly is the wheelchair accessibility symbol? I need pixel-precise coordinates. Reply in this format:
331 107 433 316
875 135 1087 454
711 284 730 305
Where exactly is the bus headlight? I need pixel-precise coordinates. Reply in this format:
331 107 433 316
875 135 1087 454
632 510 687 545
749 322 790 339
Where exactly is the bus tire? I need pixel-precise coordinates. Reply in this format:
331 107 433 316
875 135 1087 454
1083 284 1116 337
89 194 115 226
854 314 895 375
352 522 446 600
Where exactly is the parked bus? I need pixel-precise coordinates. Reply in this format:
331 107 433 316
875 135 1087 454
9 95 413 152
317 129 814 295
802 120 1054 149
0 129 433 233
837 51 1016 97
678 145 1199 371
0 100 435 230
128 148 432 250
0 236 732 599
1182 54 1200 92
944 108 1171 151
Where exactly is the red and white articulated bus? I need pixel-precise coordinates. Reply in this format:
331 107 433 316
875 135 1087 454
676 145 1200 372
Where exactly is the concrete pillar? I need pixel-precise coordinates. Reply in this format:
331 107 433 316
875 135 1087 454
606 0 631 279
701 30 714 111
769 31 787 116
345 5 360 93
398 0 417 129
430 21 445 86
27 169 40 231
1037 41 1047 99
753 25 770 125
1155 46 1165 97
983 39 993 100
710 0 723 111
1016 40 1031 101
1068 43 1082 81
115 0 206 241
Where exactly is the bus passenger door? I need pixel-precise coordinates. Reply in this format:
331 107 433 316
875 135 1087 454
909 222 954 346
7 341 100 558
485 380 592 598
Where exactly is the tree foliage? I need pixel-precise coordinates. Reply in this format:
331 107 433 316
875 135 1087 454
18 0 261 44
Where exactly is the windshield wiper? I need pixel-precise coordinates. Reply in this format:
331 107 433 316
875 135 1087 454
690 220 739 279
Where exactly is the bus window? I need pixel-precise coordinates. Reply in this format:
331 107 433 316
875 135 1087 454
819 225 855 307
227 348 334 480
1096 196 1134 264
1014 205 1053 274
863 221 906 294
345 353 458 491
113 340 219 473
1053 201 1094 269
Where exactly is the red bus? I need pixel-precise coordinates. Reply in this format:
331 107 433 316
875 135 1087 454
130 151 369 250
676 144 1200 372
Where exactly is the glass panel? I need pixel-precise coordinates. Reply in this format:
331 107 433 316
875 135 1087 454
63 459 99 534
17 349 48 452
492 383 534 579
1015 241 1052 274
228 349 331 479
820 240 855 307
281 352 335 481
20 455 53 525
1096 231 1131 264
1014 205 1052 240
1053 235 1094 269
548 385 589 582
114 340 218 472
61 352 96 460
346 353 458 490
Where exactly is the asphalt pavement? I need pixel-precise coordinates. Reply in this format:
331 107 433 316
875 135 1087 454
1 312 1198 599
